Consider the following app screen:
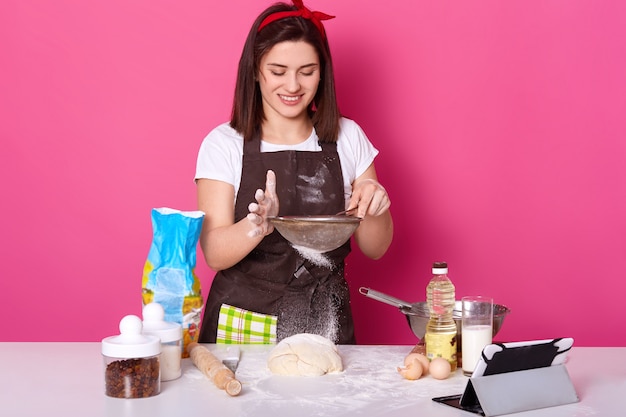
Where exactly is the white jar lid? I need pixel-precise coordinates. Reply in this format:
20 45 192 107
101 315 161 358
142 302 182 343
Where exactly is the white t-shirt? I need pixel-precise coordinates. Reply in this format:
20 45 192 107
195 117 379 204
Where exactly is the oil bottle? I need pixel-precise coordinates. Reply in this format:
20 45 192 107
425 261 457 370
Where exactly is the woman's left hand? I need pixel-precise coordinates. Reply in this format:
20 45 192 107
349 178 391 219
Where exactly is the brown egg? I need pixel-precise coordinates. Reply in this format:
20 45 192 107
404 353 430 375
429 357 452 380
397 358 423 380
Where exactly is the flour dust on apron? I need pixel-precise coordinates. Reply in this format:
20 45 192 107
277 278 341 343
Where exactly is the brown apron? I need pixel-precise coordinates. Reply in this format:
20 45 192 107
198 136 355 344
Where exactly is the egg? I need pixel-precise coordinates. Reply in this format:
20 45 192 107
404 353 430 375
429 357 452 380
398 351 431 380
397 358 423 380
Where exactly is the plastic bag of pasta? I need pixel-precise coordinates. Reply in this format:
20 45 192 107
142 207 205 357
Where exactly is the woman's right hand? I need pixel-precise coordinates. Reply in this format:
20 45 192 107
246 170 280 237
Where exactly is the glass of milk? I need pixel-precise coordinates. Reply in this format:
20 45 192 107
461 296 493 376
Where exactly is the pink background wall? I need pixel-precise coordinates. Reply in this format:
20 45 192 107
2 1 625 346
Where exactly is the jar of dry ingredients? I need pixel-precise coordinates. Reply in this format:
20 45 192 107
142 302 182 381
101 315 161 398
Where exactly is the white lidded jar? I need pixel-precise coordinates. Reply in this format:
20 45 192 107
142 302 183 381
101 315 161 398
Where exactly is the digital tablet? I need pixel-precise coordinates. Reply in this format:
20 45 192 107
432 338 574 416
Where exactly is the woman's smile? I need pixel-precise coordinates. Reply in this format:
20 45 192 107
279 94 304 104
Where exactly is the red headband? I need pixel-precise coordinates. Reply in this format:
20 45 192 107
258 0 335 39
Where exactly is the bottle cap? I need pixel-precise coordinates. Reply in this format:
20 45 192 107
101 315 161 358
432 261 448 274
142 302 182 343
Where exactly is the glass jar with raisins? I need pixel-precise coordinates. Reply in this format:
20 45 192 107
101 315 161 398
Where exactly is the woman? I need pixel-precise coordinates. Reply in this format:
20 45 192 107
195 0 393 344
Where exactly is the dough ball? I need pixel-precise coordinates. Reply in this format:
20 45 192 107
267 333 343 376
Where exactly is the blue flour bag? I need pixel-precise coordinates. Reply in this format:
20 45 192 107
142 207 204 356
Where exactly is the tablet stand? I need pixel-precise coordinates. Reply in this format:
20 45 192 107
459 364 579 416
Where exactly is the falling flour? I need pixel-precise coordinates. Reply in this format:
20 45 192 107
292 244 334 269
279 244 340 343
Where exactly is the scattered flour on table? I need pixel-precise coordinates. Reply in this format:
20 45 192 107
231 346 469 417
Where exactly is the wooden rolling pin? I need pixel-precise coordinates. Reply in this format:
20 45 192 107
187 342 242 396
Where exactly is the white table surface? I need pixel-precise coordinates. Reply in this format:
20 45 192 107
0 343 624 417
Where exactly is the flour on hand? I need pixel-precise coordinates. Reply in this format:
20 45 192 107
267 333 343 376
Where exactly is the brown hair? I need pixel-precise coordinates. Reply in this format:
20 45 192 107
229 2 341 143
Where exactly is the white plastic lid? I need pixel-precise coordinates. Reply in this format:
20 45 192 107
101 315 161 358
432 261 448 275
142 302 182 343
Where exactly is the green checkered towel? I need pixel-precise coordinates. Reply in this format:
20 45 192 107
216 304 277 344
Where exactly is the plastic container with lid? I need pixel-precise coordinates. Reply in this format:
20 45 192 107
142 302 183 381
101 315 161 398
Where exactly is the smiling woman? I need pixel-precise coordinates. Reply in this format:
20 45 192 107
194 0 393 345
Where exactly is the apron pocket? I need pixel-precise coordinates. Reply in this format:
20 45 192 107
217 303 277 344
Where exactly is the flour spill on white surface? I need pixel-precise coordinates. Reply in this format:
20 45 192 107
228 345 468 417
182 345 598 417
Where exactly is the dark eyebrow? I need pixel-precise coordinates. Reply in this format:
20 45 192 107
266 63 319 70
